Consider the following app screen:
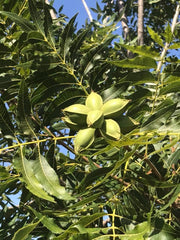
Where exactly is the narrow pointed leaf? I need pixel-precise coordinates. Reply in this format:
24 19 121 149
59 14 78 59
0 11 36 32
13 152 55 202
31 73 76 105
0 97 14 136
109 56 157 69
17 79 34 135
147 26 164 47
29 207 63 234
44 88 86 124
70 28 89 61
80 35 115 76
32 154 73 200
28 0 44 34
141 103 177 131
12 218 42 240
120 44 159 59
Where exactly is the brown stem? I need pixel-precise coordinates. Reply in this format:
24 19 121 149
138 0 144 45
116 0 133 58
124 146 163 181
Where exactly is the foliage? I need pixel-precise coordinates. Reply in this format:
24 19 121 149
0 0 180 239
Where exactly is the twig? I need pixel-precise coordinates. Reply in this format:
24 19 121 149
151 3 180 113
156 3 180 73
124 146 163 180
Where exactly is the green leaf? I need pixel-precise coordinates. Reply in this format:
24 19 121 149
0 11 36 32
119 71 156 85
31 72 76 105
70 28 89 61
29 207 63 234
163 23 173 44
78 167 113 191
44 88 86 125
109 56 157 69
54 213 107 240
117 116 139 134
160 184 180 211
149 218 179 239
0 59 16 73
32 154 73 200
169 43 180 49
80 35 115 76
13 151 55 202
12 218 42 240
93 222 149 240
149 0 161 3
59 14 78 59
0 97 14 136
27 31 45 41
160 82 180 94
166 149 180 166
147 26 164 47
17 79 34 135
141 103 177 131
28 0 44 34
0 43 11 55
120 44 159 59
69 192 102 209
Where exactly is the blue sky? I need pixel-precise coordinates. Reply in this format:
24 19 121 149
53 0 104 28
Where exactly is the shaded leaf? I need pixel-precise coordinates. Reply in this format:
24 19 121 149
28 0 44 34
44 88 86 124
17 79 34 135
0 97 14 136
59 14 78 59
80 35 115 76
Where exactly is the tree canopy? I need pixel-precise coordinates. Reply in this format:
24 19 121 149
0 0 180 239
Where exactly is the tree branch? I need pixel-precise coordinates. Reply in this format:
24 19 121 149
81 0 93 22
138 0 144 45
116 0 133 58
156 3 180 73
45 0 60 25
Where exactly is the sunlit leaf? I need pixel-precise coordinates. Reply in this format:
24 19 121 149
109 56 157 69
13 150 55 202
32 153 73 200
0 11 36 31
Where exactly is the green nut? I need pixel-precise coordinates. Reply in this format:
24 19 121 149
63 104 89 125
74 128 95 154
87 110 104 128
85 92 103 110
101 98 129 119
100 119 121 141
